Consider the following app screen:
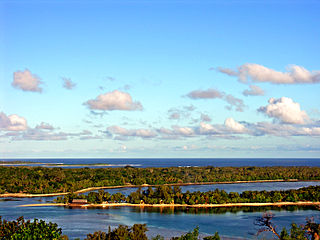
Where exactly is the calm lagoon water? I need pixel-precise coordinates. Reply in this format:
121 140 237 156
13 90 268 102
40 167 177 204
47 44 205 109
0 197 319 239
1 181 320 239
94 181 320 196
1 159 320 239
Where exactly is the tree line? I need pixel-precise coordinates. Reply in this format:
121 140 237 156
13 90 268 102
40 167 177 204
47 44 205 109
1 165 320 194
54 185 320 205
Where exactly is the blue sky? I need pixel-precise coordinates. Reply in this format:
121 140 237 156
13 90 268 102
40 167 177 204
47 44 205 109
1 0 320 158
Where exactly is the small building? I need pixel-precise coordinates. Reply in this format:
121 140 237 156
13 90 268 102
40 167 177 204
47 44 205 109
69 199 88 207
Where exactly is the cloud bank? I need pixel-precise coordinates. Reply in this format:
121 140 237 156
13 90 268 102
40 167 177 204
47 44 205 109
218 64 320 84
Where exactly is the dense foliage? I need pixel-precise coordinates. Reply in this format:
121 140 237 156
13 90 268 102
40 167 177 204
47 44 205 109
85 224 148 240
256 213 320 240
55 185 320 205
85 225 220 240
0 216 68 240
1 166 319 194
0 217 220 240
1 215 319 240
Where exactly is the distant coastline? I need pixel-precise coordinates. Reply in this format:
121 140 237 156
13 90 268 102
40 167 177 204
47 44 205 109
0 161 141 167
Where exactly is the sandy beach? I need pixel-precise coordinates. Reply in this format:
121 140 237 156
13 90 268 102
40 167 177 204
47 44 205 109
20 201 320 208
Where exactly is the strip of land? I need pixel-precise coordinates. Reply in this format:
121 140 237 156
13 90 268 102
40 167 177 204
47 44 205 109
2 178 315 198
0 162 141 167
19 201 320 208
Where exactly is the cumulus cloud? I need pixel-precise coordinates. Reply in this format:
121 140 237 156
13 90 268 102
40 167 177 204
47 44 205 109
218 64 320 84
0 112 28 131
199 122 218 134
62 77 76 90
243 85 265 96
12 69 43 92
84 90 143 111
172 126 194 136
107 125 157 139
224 118 246 133
186 88 245 112
258 97 309 124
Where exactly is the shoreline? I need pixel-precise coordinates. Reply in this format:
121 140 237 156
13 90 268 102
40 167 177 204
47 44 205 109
0 163 141 167
2 179 320 198
19 201 320 208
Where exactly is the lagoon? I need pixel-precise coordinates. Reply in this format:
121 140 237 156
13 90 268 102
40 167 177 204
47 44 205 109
1 180 319 239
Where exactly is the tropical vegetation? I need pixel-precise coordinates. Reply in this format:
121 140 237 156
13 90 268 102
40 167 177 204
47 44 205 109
54 185 320 205
1 166 319 194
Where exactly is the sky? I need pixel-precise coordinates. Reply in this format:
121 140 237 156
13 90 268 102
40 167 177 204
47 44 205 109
1 0 320 158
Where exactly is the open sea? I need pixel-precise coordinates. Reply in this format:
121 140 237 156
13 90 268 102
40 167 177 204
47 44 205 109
2 158 320 168
1 158 320 239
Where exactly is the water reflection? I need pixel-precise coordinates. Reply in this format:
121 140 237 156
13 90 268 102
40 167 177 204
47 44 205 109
126 205 319 215
0 197 319 239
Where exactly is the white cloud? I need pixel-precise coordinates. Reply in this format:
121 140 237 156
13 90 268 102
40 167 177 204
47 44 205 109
253 122 320 137
10 128 92 141
85 90 143 111
224 118 246 133
216 67 238 76
301 127 320 136
187 88 224 99
186 88 245 112
258 97 309 124
172 126 195 136
218 63 320 84
243 85 265 96
12 69 43 92
0 112 28 131
224 94 245 112
107 125 157 138
199 122 217 134
62 77 76 90
35 122 54 130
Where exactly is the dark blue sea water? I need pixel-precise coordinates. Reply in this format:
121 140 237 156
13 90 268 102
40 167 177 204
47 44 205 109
2 158 320 168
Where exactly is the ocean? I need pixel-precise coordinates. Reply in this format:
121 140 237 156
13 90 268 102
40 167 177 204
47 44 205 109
2 158 320 168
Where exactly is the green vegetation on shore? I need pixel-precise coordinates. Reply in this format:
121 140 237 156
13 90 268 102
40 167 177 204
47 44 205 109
0 216 220 240
1 215 319 240
1 166 320 194
54 185 320 205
